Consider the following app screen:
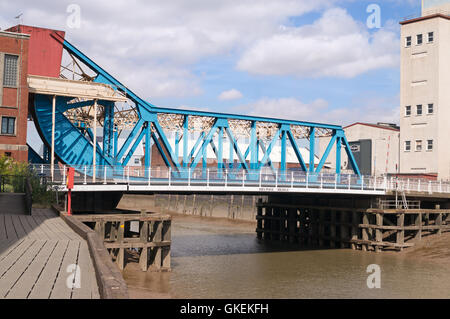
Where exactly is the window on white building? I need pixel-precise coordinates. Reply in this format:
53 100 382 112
428 32 434 43
416 140 422 152
405 105 411 116
428 103 434 114
406 36 412 47
405 141 411 152
417 104 423 115
417 34 423 45
427 140 433 151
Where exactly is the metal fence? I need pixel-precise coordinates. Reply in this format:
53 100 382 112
28 164 450 195
379 200 421 210
0 175 27 193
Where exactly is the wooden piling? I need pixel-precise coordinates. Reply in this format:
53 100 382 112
75 213 171 272
375 213 383 253
255 201 450 253
436 213 442 235
139 220 149 271
362 213 369 251
396 213 405 251
256 200 263 240
415 212 422 241
288 208 297 244
351 211 358 250
330 211 336 248
318 209 325 247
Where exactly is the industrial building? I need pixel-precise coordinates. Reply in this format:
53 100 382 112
400 0 450 180
318 122 400 177
320 0 450 181
148 132 319 171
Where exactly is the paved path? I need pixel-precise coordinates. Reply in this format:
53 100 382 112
0 209 99 299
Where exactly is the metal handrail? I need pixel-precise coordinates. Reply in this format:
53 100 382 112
28 164 450 195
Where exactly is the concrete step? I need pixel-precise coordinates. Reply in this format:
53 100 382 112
0 193 27 215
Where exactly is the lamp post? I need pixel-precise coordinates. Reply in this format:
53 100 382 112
93 99 98 183
51 95 56 182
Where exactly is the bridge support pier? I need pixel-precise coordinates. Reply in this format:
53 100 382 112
70 191 124 212
256 194 450 252
76 212 172 272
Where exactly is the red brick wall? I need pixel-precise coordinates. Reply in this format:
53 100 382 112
0 32 30 162
6 25 65 78
0 149 28 162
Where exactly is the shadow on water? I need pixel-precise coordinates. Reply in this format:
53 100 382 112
172 233 333 258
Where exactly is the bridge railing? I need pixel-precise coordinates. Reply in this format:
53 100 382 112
29 164 450 195
394 177 450 194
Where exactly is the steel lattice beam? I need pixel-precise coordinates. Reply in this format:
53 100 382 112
30 34 362 179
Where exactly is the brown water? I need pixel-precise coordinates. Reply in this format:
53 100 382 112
122 214 450 299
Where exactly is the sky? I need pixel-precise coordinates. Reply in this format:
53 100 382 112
0 0 423 127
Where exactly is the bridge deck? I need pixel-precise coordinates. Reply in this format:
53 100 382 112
37 165 450 198
0 209 99 299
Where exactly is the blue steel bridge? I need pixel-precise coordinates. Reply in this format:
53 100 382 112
26 34 450 201
27 33 372 195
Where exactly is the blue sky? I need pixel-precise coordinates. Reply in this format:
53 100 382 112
1 0 423 126
158 0 421 125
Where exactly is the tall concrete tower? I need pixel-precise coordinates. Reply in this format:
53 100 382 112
400 0 450 180
422 0 450 15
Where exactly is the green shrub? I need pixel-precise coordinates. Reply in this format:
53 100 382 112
0 155 29 176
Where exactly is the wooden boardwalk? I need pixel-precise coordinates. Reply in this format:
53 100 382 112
0 209 99 299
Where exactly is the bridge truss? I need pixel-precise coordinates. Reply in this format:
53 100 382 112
29 33 362 181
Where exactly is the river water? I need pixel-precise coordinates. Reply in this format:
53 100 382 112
122 214 450 299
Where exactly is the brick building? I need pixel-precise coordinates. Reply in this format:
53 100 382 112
0 29 30 162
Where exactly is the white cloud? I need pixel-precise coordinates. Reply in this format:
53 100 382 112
238 95 399 126
0 0 337 99
241 97 329 121
218 89 243 101
237 8 400 78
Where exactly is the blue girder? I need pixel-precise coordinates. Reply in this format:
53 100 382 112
31 35 362 179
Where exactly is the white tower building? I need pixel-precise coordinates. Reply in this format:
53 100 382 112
400 0 450 180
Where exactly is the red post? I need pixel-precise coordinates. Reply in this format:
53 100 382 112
66 167 75 216
68 189 72 216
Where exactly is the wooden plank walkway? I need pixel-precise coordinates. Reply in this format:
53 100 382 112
0 209 99 299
